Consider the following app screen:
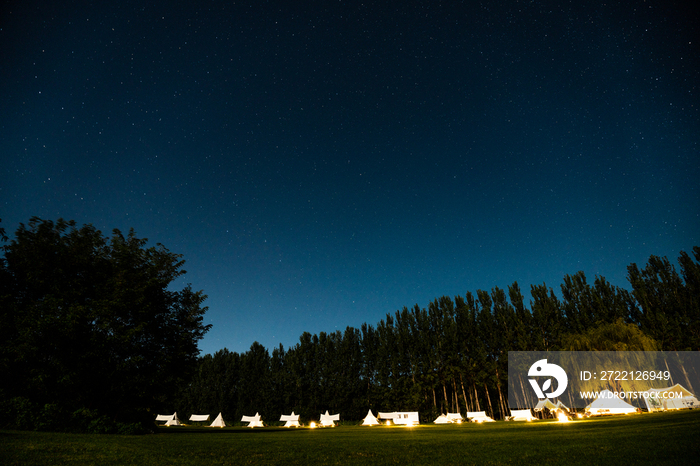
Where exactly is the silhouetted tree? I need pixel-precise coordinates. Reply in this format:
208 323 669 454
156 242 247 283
0 218 210 431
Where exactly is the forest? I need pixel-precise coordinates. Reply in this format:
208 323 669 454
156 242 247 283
177 247 700 423
1 218 697 431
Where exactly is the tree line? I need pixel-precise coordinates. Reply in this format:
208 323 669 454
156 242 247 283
1 217 697 430
177 247 700 423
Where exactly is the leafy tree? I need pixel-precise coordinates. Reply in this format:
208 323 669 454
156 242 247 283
0 218 210 430
560 319 659 351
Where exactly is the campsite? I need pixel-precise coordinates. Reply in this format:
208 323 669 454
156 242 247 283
2 410 699 465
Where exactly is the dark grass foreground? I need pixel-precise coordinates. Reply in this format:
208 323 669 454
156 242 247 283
2 410 700 465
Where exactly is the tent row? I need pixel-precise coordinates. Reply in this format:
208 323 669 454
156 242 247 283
362 410 497 425
155 410 341 428
157 384 697 427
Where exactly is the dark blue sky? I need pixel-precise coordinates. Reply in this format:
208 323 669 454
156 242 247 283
2 1 698 355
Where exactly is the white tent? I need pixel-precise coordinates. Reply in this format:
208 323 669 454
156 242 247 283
319 410 340 427
155 412 182 426
585 390 637 415
378 411 419 425
280 411 301 427
533 399 557 412
241 412 264 427
155 413 174 424
434 413 463 424
189 414 210 422
362 410 380 426
210 412 226 427
533 399 569 418
508 409 535 421
166 412 181 426
643 384 698 411
467 411 495 422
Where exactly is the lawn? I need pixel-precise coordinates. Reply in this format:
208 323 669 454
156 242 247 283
2 410 699 465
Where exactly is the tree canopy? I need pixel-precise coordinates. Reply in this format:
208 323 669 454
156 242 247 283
0 218 210 431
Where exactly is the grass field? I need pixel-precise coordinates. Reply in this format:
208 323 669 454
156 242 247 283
2 410 700 465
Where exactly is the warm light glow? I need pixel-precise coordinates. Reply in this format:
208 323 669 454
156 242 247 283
557 412 570 423
576 413 583 419
309 422 317 429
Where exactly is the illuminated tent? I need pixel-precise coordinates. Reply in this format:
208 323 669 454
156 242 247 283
319 410 340 427
362 410 380 426
209 412 226 427
643 384 699 411
533 399 568 418
156 414 171 423
585 390 637 415
280 411 301 427
378 412 419 425
156 412 181 426
508 409 535 421
167 413 182 426
467 411 495 422
533 399 557 412
189 414 210 422
434 413 463 424
241 412 264 427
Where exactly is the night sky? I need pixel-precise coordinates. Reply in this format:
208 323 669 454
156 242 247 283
2 1 698 356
